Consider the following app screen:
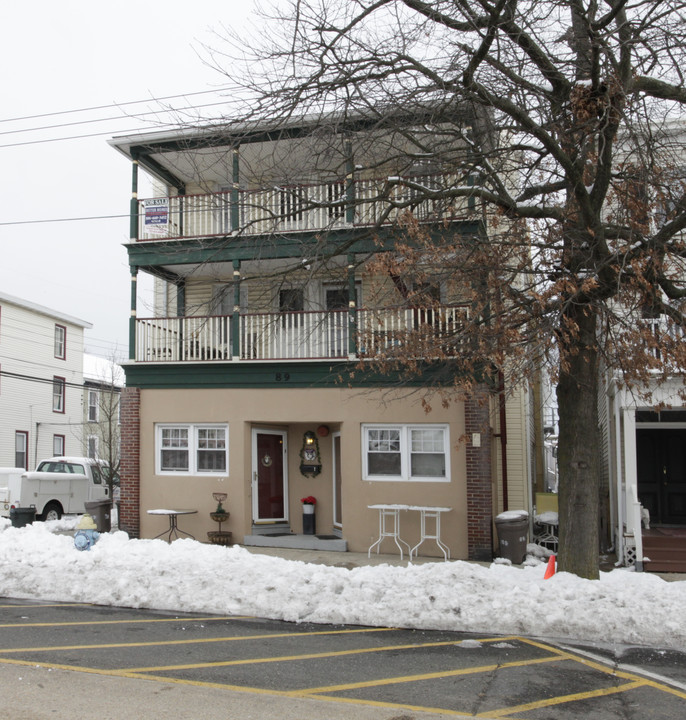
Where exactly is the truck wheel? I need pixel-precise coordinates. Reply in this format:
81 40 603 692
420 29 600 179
41 503 63 522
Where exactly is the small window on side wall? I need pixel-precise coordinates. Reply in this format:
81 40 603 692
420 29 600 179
54 325 66 359
88 390 99 422
53 434 65 456
15 431 28 470
53 377 65 413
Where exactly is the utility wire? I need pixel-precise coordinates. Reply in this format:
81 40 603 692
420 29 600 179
0 100 230 139
0 87 230 124
0 369 109 391
0 214 128 227
0 123 187 149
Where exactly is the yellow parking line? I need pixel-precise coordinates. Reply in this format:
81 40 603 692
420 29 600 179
123 637 527 673
292 654 566 695
0 626 395 654
477 679 647 717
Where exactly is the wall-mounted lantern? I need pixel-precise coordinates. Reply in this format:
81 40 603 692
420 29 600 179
299 430 322 477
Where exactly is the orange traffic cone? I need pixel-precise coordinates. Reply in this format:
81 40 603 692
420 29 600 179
544 555 556 579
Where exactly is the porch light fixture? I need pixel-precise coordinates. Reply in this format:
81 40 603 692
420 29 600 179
300 430 322 477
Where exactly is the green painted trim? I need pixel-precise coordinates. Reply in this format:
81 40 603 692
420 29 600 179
130 159 139 240
122 359 481 390
125 221 483 271
129 268 137 361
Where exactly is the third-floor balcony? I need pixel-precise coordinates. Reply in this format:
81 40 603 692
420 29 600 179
136 173 475 241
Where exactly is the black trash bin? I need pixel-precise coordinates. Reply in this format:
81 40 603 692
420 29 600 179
10 506 36 528
495 510 529 564
84 499 112 533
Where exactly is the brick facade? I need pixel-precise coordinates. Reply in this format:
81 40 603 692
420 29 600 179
119 386 140 538
465 388 493 560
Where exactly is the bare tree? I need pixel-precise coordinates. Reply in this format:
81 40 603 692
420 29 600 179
193 0 686 578
83 355 122 501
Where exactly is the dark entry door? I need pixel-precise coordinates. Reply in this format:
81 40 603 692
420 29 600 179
253 430 287 522
637 429 686 525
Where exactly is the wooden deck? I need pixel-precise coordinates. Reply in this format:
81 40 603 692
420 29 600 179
642 527 686 573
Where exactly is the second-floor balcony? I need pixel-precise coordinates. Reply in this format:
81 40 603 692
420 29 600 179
135 306 469 363
137 173 475 241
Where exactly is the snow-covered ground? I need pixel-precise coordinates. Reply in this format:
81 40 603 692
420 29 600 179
1 515 684 651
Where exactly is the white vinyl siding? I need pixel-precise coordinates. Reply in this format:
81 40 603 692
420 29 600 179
0 294 89 467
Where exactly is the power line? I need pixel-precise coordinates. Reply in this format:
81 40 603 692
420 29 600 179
0 123 187 149
0 213 128 227
0 369 98 391
0 100 229 138
0 88 230 125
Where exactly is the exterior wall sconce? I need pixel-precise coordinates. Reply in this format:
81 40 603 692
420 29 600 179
300 430 322 477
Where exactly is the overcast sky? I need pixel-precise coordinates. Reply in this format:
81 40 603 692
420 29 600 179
0 1 258 360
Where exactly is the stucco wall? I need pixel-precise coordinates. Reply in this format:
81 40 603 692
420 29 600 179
137 386 470 558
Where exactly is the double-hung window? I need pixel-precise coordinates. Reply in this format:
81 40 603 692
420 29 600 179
53 434 65 456
53 377 65 413
156 424 228 475
362 424 449 482
88 390 99 422
15 431 28 469
54 325 66 359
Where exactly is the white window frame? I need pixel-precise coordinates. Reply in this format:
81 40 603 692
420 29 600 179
53 434 65 456
15 431 28 470
155 423 229 476
362 424 450 482
88 389 99 422
54 324 66 359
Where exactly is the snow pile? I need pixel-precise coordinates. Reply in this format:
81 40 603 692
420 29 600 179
0 517 683 650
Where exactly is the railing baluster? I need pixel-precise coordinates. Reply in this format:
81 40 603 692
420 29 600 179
137 172 475 240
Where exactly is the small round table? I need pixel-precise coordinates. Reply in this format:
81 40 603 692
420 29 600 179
147 509 197 542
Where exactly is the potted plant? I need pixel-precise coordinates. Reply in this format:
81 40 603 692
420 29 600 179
301 496 316 535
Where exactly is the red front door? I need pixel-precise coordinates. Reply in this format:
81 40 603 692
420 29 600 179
253 430 288 522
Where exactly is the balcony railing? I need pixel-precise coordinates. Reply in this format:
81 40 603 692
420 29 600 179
138 173 474 240
135 306 469 362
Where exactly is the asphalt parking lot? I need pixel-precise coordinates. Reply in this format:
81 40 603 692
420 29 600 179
1 598 685 720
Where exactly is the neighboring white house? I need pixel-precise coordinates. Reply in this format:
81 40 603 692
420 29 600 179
0 291 92 470
83 353 124 470
602 368 686 572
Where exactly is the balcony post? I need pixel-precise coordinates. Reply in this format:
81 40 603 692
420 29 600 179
232 260 241 359
345 137 355 225
129 267 138 360
130 154 139 240
231 148 240 232
176 280 186 360
347 254 357 357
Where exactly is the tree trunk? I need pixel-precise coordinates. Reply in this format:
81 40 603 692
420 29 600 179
556 307 601 579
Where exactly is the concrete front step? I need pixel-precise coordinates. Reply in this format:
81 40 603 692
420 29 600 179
243 533 348 552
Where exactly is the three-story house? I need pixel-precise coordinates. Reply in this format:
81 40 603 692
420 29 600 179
110 111 540 559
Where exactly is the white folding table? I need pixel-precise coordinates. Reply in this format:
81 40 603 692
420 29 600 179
408 505 452 560
368 504 452 561
367 504 412 559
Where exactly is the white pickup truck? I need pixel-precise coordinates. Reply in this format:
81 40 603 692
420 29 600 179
0 457 111 521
